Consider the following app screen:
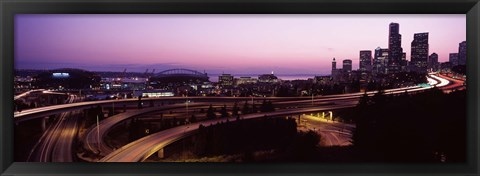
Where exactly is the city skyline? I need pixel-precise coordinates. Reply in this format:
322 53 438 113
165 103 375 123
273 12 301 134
15 14 465 75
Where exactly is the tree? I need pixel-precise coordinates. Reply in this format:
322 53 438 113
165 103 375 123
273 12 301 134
261 99 268 112
206 104 216 119
232 102 239 116
267 101 275 112
220 104 228 118
242 100 250 114
190 114 197 123
137 96 143 109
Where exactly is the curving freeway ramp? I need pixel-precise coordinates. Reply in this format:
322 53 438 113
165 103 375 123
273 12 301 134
98 74 452 162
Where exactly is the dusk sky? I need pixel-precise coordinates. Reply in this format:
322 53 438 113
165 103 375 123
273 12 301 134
15 14 465 75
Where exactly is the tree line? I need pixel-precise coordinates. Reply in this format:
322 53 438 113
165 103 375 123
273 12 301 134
350 88 466 162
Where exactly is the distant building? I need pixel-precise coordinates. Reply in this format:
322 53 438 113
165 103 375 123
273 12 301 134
134 90 174 98
440 62 453 71
313 76 333 85
373 47 389 74
388 23 403 73
410 32 429 73
33 68 101 90
359 50 372 72
149 68 209 89
258 74 278 83
458 41 467 65
449 53 459 66
234 77 257 85
218 74 234 86
332 58 355 84
331 58 342 82
428 53 439 71
343 59 352 72
332 57 337 71
400 52 408 71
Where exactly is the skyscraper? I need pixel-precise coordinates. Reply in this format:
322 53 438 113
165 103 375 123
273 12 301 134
449 53 459 66
458 41 467 65
343 59 352 72
388 23 403 73
428 53 439 71
359 50 372 72
373 47 389 74
410 32 429 73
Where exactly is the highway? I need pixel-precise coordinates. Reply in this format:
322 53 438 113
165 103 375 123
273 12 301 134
13 83 425 122
14 96 315 122
99 103 357 162
14 89 46 100
82 82 433 159
19 74 455 162
434 74 465 91
300 114 355 146
99 75 452 162
83 103 209 156
27 94 80 162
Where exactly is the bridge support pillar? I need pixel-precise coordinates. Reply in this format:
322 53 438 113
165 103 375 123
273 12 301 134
157 148 164 159
41 116 49 131
322 112 325 118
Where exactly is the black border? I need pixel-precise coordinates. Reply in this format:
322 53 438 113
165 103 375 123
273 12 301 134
1 0 479 175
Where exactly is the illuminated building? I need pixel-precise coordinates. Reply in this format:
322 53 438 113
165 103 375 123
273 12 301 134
33 68 101 90
388 23 403 73
258 73 278 83
218 74 234 86
410 32 429 73
373 47 389 74
359 50 372 72
234 77 258 85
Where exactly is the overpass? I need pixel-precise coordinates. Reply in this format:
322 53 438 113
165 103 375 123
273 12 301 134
98 75 451 162
13 84 428 123
99 103 357 162
20 74 456 162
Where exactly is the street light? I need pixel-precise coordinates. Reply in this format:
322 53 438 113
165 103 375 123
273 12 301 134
311 93 314 105
96 115 101 155
186 93 189 123
183 126 190 162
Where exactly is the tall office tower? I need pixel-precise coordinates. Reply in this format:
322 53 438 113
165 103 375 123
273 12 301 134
449 53 459 66
388 23 403 73
343 59 353 72
410 32 429 73
359 50 372 72
458 41 467 65
428 53 439 71
373 47 389 74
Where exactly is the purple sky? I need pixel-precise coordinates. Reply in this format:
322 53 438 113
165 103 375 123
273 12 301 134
15 14 465 75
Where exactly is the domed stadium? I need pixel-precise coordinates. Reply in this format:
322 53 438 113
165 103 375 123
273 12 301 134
33 68 101 89
149 68 209 88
